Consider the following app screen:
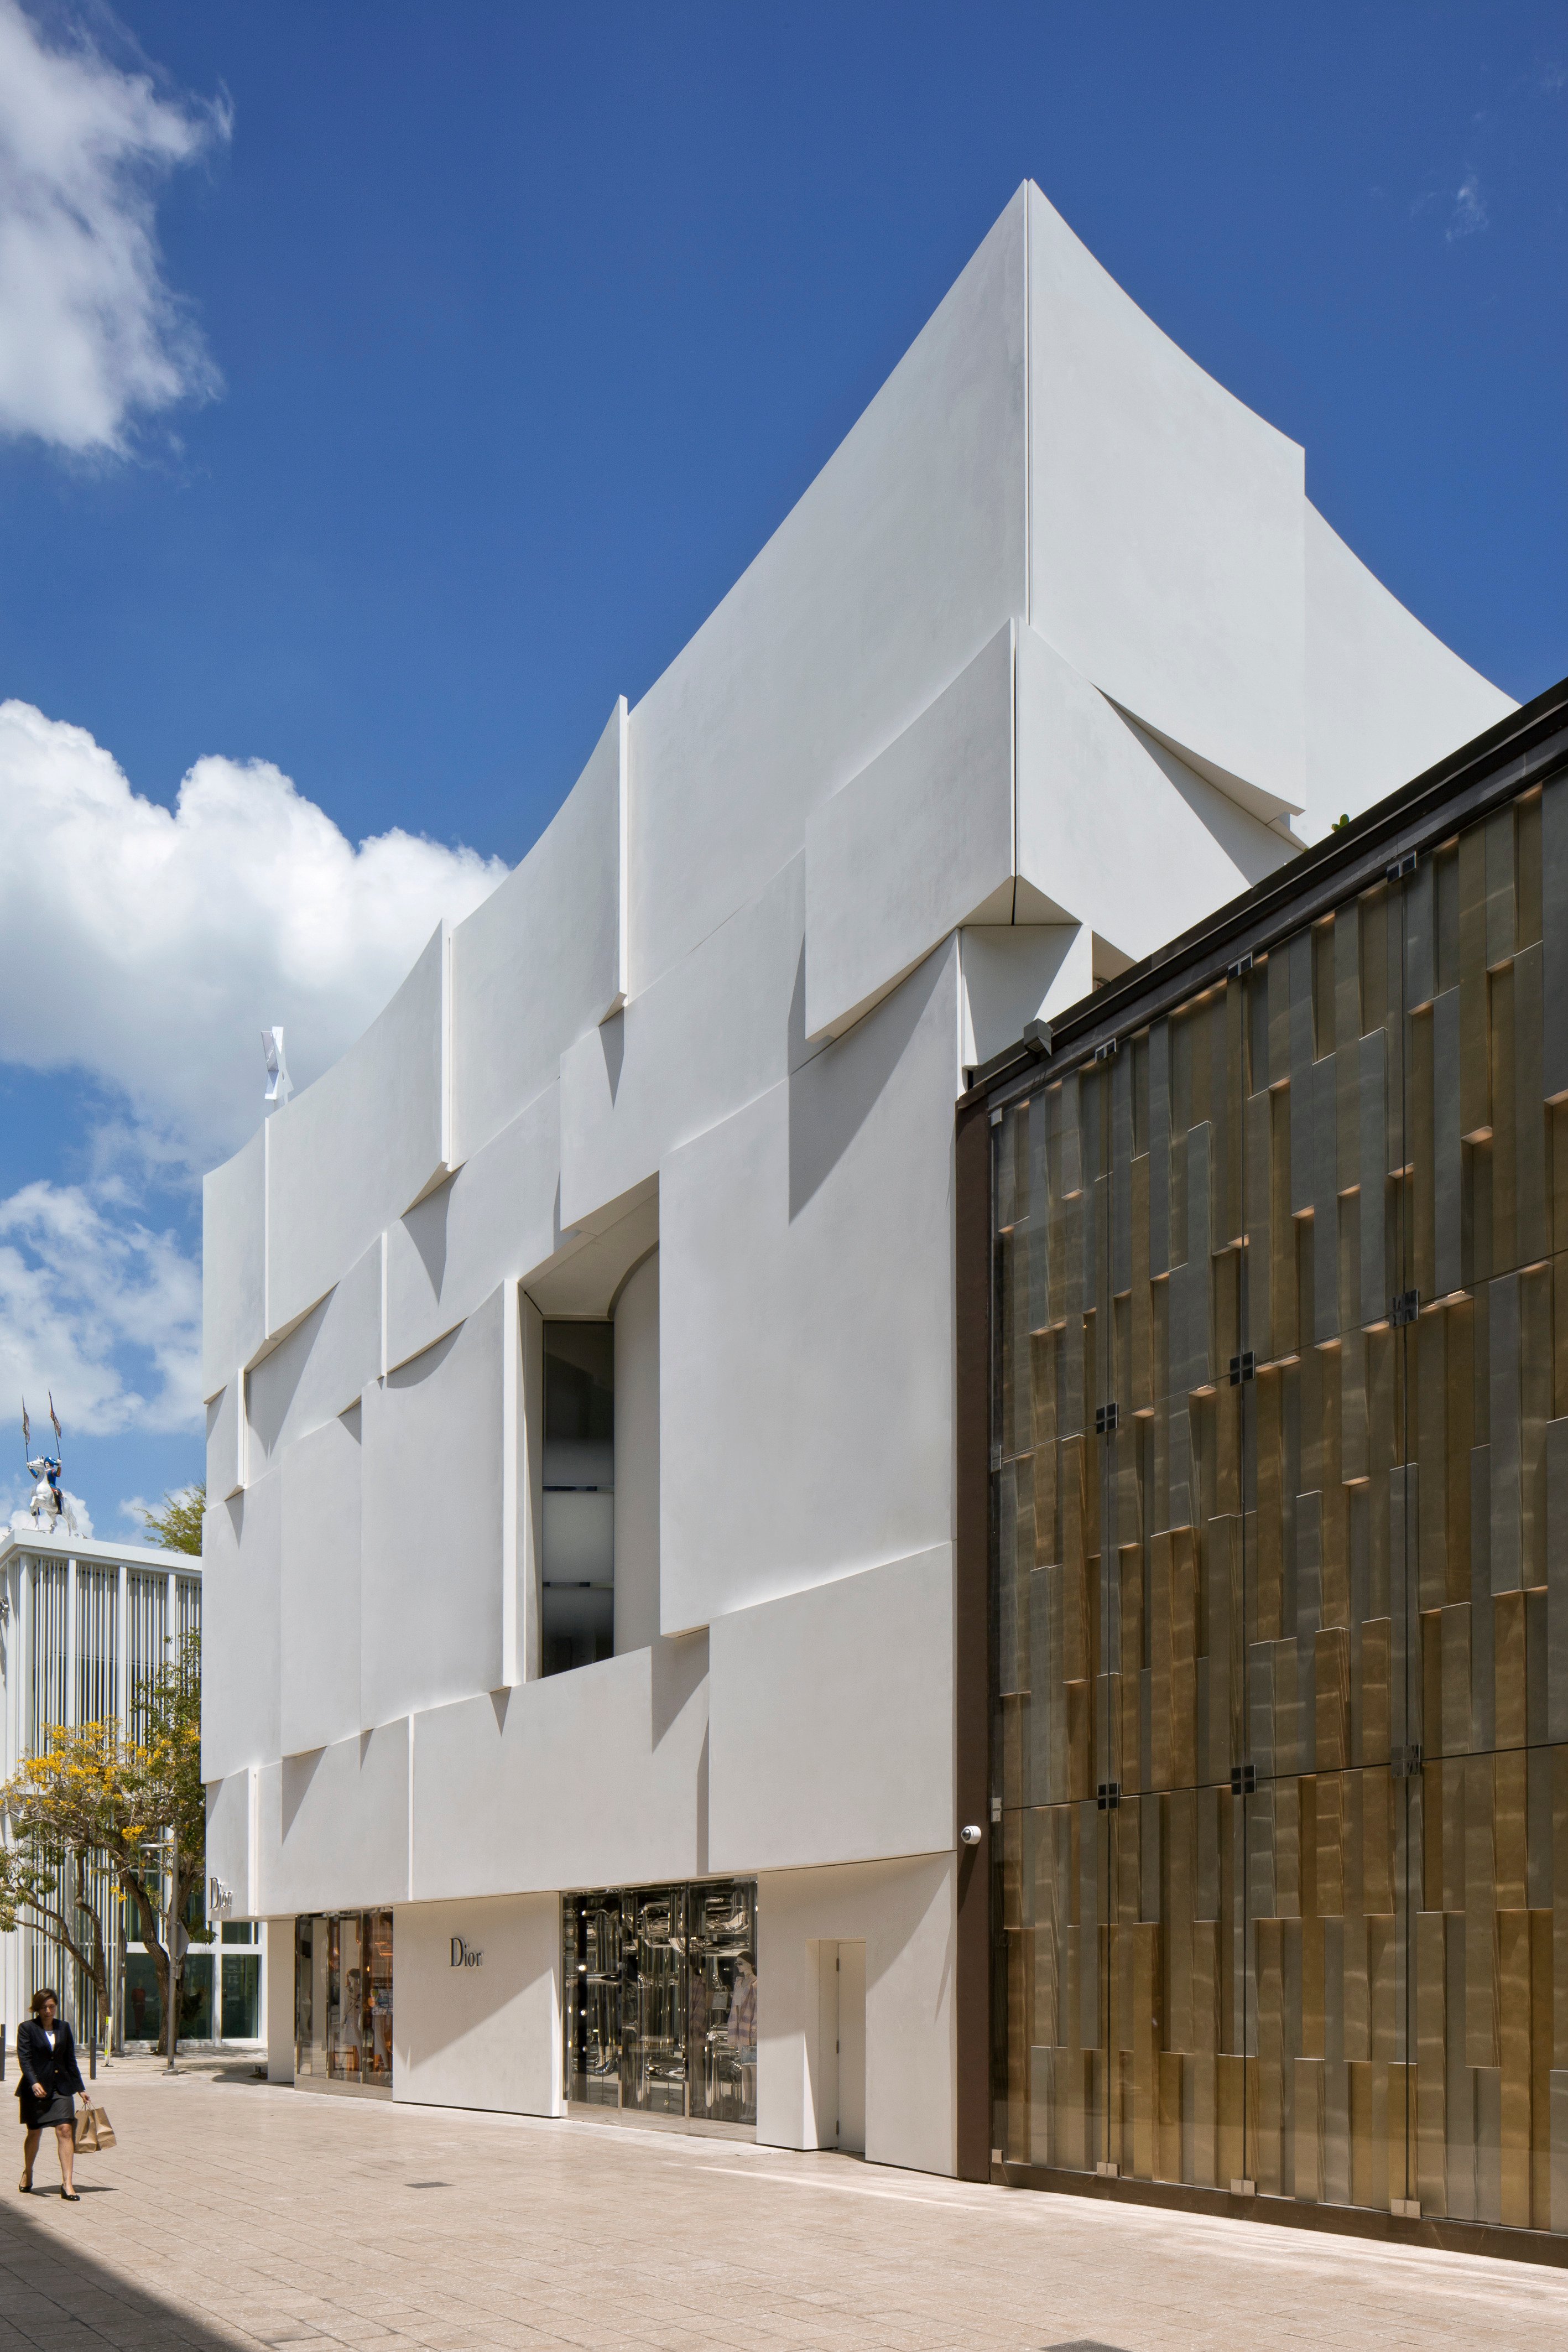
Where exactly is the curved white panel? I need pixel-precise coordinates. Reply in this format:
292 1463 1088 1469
451 700 624 1165
267 925 446 1338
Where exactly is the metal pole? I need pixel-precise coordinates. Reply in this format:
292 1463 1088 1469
164 1824 179 2073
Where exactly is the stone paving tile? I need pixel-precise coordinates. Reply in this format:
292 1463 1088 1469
2 2057 1566 2351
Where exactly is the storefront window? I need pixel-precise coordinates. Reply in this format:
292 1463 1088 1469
179 1954 213 2040
295 1911 394 2090
221 1954 261 2038
564 1880 757 2129
123 1951 160 2042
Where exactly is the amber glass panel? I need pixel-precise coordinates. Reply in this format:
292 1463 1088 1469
991 774 1568 2232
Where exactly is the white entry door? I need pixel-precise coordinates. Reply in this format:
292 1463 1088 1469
816 1940 866 2154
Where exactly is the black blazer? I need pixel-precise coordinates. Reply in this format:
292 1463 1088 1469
14 2017 85 2110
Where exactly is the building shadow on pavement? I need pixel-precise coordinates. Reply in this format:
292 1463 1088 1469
0 2189 254 2351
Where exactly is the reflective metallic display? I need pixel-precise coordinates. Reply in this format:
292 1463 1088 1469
295 1911 394 2089
991 772 1568 2230
564 1881 758 2127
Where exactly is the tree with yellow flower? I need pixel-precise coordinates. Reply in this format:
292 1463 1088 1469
0 1632 206 2049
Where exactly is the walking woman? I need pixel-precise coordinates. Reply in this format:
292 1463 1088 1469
16 1988 90 2199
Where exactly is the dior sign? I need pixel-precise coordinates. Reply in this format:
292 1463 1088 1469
450 1935 484 1969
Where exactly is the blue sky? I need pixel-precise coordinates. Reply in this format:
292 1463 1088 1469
0 0 1562 1537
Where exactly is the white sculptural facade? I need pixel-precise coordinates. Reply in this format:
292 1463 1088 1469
201 186 1513 2166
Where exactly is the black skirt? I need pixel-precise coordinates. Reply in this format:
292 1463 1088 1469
21 2089 76 2129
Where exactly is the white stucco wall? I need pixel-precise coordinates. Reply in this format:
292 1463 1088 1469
1303 499 1513 837
360 1286 507 1725
757 1856 956 2176
451 700 626 1165
267 925 449 1338
659 941 959 1635
1026 181 1306 813
393 1893 562 2116
202 1125 265 1403
709 1548 954 1872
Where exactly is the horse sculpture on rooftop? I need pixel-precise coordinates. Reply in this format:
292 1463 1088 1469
22 1393 76 1537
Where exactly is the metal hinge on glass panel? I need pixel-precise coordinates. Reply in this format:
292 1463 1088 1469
1096 1781 1121 1811
1092 1037 1119 1063
989 1442 1002 1471
1385 851 1418 882
1228 1351 1256 1386
1230 1762 1257 1796
1390 1289 1420 1328
1226 951 1253 980
1095 1402 1120 1434
1392 1742 1424 1780
990 1795 1002 1824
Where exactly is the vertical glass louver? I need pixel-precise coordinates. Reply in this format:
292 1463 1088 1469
991 772 1568 2231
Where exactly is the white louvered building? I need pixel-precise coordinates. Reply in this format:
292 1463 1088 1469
0 1527 265 2054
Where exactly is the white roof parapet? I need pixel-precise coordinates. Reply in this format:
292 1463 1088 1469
0 1526 200 1575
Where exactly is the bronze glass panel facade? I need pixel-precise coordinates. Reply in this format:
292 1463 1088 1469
988 749 1568 2234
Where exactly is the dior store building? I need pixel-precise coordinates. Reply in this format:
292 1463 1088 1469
201 185 1521 2193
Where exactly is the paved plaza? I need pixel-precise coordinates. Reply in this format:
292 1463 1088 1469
1 2059 1564 2351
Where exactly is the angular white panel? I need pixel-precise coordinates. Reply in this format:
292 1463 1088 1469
247 1241 380 1474
451 700 624 1166
560 856 805 1232
1027 182 1306 808
279 1410 362 1757
204 1769 253 1919
709 1548 954 1871
386 1084 561 1372
360 1287 507 1726
1304 501 1514 842
613 1250 659 1657
804 621 1015 1043
205 1381 243 1502
256 1720 409 1917
1014 624 1295 966
393 1893 562 2116
631 192 1027 991
202 1127 264 1401
660 941 960 1636
522 1182 658 1318
200 1475 280 1783
267 925 446 1336
409 1636 708 1900
960 924 1088 1068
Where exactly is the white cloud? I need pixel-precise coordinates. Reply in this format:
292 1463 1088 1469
0 699 508 1172
0 699 509 1447
1447 171 1488 241
0 1175 199 1434
0 0 227 453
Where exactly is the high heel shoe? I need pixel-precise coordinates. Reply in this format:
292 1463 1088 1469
61 2188 80 2201
17 2176 31 2193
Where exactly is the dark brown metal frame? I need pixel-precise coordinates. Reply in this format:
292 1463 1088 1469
954 1092 993 2181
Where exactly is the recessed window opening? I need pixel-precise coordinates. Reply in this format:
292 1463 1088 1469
541 1319 614 1675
